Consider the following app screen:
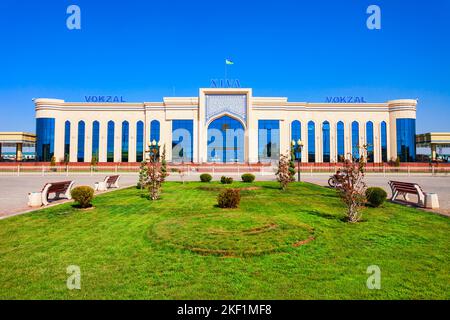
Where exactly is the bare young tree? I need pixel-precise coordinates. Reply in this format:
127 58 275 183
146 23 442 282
276 153 292 191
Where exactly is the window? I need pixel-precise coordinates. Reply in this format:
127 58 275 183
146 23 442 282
36 118 55 162
172 120 193 162
366 121 374 162
381 121 387 162
396 118 416 162
77 121 85 162
150 120 160 143
258 120 280 162
64 121 70 162
207 116 245 163
121 121 129 162
322 121 330 162
107 121 115 162
92 121 100 161
337 121 345 162
307 121 315 162
352 121 359 160
291 120 301 160
136 121 144 162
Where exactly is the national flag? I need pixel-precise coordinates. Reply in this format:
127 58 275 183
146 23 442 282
225 59 234 65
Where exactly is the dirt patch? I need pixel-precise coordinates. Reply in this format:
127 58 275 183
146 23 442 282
292 236 315 247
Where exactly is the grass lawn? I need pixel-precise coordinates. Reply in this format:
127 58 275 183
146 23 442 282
0 181 449 299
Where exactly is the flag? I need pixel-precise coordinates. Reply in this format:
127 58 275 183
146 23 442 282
225 59 234 65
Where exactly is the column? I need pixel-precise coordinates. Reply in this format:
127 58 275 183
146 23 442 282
0 143 2 160
330 122 336 163
99 121 107 163
16 143 23 161
84 121 92 164
431 144 437 161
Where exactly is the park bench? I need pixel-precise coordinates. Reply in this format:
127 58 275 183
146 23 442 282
388 180 425 207
95 175 120 191
41 181 75 206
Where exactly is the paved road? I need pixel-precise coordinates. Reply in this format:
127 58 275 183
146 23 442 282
0 173 449 218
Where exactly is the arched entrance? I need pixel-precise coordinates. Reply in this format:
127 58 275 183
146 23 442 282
207 115 245 163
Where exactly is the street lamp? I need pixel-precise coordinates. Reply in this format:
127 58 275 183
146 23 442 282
146 140 160 163
292 139 304 182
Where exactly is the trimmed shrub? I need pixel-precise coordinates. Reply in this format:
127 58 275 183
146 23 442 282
71 186 95 208
241 173 255 183
200 173 212 183
217 189 241 208
365 187 387 207
220 176 233 184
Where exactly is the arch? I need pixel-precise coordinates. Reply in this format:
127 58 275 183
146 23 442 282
77 120 85 162
150 120 160 143
366 121 374 162
207 115 245 163
352 121 360 160
107 121 115 162
121 121 129 162
64 120 71 162
136 121 144 162
291 120 301 160
206 112 247 130
380 121 387 162
337 121 345 162
308 121 315 162
322 121 330 162
92 121 100 161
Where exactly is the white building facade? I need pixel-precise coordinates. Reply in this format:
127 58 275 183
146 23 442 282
34 88 417 164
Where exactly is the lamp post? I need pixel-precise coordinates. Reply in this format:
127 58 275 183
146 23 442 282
146 140 161 163
292 139 304 182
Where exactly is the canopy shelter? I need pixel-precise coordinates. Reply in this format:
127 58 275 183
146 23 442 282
416 132 450 161
0 132 36 161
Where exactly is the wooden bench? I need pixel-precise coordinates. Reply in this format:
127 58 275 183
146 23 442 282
41 181 75 206
388 180 425 207
104 175 120 189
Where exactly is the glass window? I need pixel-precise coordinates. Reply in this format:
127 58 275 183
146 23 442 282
307 121 315 162
136 121 144 162
121 121 129 162
366 121 374 162
207 116 245 163
291 120 301 160
396 118 416 162
337 121 345 162
352 121 359 160
150 120 160 143
381 121 387 162
77 121 85 162
172 120 193 162
322 121 330 162
92 121 100 161
36 118 55 162
258 120 280 162
107 121 115 162
64 121 70 162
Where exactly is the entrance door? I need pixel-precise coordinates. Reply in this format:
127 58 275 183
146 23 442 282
207 116 244 163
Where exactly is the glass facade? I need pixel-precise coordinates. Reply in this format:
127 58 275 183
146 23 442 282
337 121 345 162
366 121 374 162
396 118 416 162
121 121 129 162
258 120 280 162
136 121 144 162
172 120 193 162
322 121 330 162
207 116 244 163
352 121 359 160
77 121 85 162
36 118 55 162
64 121 70 162
107 121 115 162
150 120 160 143
291 120 301 160
92 121 100 161
381 121 387 162
307 121 315 162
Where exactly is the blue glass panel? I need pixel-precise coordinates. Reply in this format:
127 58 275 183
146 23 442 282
291 120 301 160
258 120 280 162
172 120 193 162
381 121 387 162
366 121 374 162
92 121 100 161
64 121 70 162
352 121 359 160
322 121 330 162
207 116 245 163
150 120 160 143
396 118 416 162
136 121 144 162
77 121 85 162
308 121 315 162
121 121 129 162
337 121 345 162
36 118 55 162
107 121 115 162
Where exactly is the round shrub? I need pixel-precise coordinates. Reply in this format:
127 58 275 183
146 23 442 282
200 173 212 182
217 189 241 208
220 176 233 184
71 186 94 208
365 187 387 207
241 173 255 183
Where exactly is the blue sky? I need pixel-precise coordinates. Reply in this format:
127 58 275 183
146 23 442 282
0 0 449 133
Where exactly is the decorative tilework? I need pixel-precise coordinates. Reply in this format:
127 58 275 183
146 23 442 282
205 94 247 124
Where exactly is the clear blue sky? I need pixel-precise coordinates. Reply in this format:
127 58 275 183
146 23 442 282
0 0 449 133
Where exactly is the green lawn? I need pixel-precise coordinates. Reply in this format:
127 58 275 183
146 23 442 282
0 181 449 299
